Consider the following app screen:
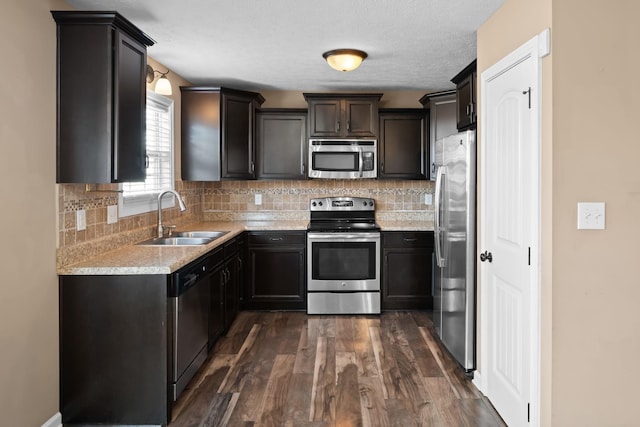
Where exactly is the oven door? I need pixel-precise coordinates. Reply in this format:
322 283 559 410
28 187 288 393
307 232 380 291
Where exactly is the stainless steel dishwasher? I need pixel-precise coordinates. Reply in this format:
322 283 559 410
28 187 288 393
168 255 212 401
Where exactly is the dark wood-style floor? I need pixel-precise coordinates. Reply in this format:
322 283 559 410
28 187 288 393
169 311 506 427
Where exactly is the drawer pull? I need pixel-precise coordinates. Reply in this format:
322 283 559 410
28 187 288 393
403 238 418 243
270 237 284 241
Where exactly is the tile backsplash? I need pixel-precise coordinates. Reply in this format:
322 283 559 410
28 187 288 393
57 179 433 267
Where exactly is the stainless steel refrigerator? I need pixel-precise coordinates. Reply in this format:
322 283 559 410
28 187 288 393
433 130 476 373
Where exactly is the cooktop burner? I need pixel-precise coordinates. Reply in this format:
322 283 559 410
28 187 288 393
308 196 379 232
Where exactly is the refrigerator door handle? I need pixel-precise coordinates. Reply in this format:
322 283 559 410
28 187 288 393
434 166 446 267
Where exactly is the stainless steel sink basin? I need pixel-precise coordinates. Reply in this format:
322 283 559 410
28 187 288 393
173 231 229 239
137 237 214 246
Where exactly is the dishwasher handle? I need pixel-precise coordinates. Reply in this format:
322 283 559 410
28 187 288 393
171 256 214 297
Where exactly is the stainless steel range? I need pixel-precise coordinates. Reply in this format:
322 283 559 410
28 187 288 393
307 196 381 314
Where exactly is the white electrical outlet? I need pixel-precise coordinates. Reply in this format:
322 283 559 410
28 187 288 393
577 202 605 230
107 205 118 224
424 194 433 205
76 209 86 231
255 193 262 205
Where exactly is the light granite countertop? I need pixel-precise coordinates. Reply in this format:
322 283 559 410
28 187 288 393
58 219 432 276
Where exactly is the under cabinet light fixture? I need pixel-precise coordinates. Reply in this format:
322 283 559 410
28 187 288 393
322 49 368 72
146 65 172 95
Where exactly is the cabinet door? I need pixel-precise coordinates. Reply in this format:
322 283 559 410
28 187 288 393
209 265 225 349
344 98 378 137
114 30 147 182
456 75 474 130
223 255 241 331
222 93 254 179
382 232 434 310
379 111 427 179
308 99 341 137
245 232 306 310
181 90 221 181
425 92 457 180
256 112 307 179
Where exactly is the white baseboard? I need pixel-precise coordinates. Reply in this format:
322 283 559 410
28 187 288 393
41 412 62 427
473 370 487 394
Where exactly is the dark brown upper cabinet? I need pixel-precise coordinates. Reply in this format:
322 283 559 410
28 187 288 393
378 109 428 180
180 87 265 181
52 11 155 184
451 60 477 131
256 109 307 180
303 93 382 138
420 90 457 180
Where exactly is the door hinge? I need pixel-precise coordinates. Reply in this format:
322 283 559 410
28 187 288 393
528 247 531 266
528 403 530 422
523 87 531 109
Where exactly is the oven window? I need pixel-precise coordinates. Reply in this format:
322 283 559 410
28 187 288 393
312 241 376 280
312 152 358 171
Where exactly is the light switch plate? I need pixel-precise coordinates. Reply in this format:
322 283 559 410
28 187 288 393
577 202 605 230
255 193 262 205
76 209 86 231
107 205 118 224
424 194 433 205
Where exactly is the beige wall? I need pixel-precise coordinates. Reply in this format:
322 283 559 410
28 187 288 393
0 0 70 425
480 0 640 425
551 1 640 425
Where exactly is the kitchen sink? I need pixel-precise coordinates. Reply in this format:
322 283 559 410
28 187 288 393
137 237 214 246
173 231 229 239
136 231 229 246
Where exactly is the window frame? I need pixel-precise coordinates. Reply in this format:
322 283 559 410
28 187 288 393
118 91 175 217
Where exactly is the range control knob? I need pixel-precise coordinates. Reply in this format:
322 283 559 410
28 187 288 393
363 201 367 206
318 201 323 206
312 201 317 207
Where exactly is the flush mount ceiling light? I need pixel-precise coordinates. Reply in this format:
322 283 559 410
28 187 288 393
322 49 368 72
146 65 172 95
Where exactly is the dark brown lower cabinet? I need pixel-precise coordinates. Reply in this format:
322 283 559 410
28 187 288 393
382 231 434 310
244 231 306 310
223 234 243 331
208 247 226 350
59 275 169 425
209 234 244 350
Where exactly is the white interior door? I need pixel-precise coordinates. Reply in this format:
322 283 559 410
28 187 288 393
480 35 542 427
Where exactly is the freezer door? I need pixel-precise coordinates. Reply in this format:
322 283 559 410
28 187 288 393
440 131 476 371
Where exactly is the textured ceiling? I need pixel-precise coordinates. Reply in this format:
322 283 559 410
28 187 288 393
64 0 504 92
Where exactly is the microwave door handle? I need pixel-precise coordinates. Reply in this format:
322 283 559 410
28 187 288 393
358 147 364 178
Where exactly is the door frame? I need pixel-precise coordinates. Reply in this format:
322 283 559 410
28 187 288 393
475 29 549 427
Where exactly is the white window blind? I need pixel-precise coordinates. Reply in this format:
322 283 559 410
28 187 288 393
119 91 174 217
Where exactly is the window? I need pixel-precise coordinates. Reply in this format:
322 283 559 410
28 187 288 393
119 91 174 217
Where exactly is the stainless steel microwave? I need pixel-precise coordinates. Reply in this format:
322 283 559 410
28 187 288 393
308 139 377 179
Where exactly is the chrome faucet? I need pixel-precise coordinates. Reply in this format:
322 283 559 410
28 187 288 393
157 190 187 238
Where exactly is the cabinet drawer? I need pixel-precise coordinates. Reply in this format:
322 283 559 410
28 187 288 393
383 231 433 248
223 235 243 256
209 245 224 268
248 231 306 246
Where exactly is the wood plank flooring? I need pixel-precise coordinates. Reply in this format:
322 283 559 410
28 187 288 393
169 311 506 427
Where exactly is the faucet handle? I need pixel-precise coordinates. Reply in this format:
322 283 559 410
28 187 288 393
162 225 177 237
